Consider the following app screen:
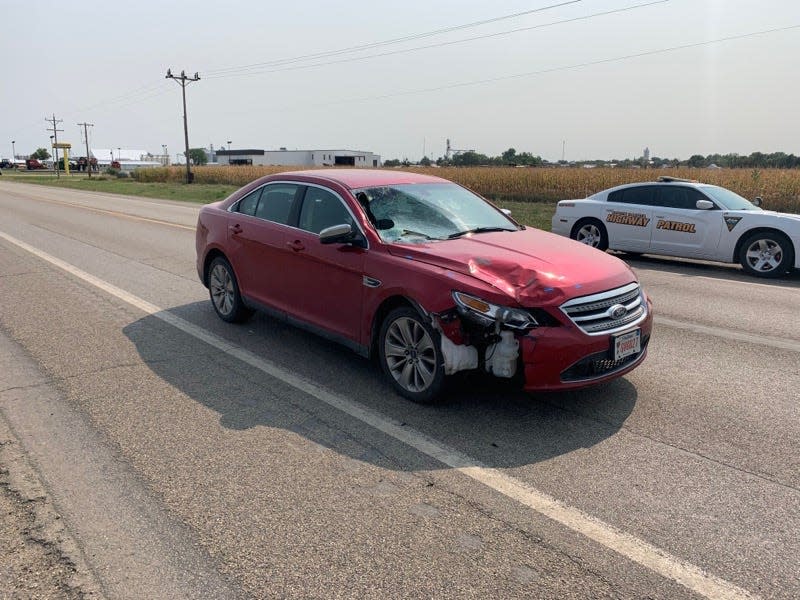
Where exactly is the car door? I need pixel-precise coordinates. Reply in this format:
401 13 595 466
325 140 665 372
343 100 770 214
602 186 657 251
225 183 302 312
648 186 724 258
283 184 366 343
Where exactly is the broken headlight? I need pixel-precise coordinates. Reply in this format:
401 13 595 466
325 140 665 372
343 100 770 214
452 291 538 330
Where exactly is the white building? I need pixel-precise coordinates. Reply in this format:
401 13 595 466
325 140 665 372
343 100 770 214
90 148 162 171
216 148 381 168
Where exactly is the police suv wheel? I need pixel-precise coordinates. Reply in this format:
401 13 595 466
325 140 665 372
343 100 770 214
739 231 794 278
571 218 609 251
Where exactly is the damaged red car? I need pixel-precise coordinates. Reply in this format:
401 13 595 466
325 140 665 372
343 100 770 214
196 169 653 403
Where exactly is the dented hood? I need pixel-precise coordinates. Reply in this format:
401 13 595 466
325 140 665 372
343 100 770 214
387 229 636 305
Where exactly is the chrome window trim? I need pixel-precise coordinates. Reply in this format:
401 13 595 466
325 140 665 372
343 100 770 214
227 186 265 217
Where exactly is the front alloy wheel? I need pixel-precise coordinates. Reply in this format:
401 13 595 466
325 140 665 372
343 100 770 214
379 307 445 403
739 231 794 278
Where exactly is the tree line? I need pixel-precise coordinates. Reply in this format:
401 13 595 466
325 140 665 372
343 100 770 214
383 149 800 169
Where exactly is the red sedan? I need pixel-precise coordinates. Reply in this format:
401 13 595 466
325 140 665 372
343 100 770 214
196 169 653 403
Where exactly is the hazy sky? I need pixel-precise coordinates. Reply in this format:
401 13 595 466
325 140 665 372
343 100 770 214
2 0 799 162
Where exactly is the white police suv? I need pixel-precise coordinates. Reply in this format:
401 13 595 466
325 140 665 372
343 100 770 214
551 177 800 278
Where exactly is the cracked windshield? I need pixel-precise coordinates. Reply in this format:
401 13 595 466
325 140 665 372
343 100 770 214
356 183 519 242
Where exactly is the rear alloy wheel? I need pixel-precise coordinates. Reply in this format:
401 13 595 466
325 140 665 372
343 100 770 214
378 307 445 403
739 231 794 278
571 218 609 251
207 257 252 322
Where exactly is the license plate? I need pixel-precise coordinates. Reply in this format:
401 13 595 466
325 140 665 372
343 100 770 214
613 329 641 361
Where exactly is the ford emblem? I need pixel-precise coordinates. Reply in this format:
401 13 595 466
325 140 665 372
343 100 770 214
609 304 627 320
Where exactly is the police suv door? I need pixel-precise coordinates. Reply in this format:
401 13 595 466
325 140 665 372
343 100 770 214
603 185 657 251
648 186 723 258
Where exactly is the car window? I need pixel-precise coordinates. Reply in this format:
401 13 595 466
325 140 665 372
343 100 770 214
298 187 354 234
701 185 760 211
234 189 261 216
659 186 710 210
609 186 658 206
255 183 298 225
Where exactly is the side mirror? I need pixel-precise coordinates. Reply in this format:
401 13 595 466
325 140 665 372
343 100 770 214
753 196 762 207
501 208 512 216
319 223 365 247
695 199 714 210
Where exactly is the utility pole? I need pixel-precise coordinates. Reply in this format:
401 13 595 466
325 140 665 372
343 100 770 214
165 68 200 184
78 122 94 178
45 114 64 179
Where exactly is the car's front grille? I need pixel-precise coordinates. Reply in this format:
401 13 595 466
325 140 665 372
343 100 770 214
561 335 650 382
560 282 646 335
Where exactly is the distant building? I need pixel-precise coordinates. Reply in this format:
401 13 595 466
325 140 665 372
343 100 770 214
216 148 381 168
89 148 161 170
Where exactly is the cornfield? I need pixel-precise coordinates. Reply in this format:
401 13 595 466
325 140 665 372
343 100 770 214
134 166 800 213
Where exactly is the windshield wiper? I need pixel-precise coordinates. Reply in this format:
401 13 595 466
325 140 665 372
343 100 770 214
399 229 438 240
447 226 517 239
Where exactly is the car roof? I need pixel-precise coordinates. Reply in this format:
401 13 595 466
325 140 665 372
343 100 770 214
271 168 450 189
597 180 714 195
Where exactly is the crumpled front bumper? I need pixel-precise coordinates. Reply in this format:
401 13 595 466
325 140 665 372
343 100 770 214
519 298 654 392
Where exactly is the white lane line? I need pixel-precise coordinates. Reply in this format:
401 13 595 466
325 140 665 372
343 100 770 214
0 230 756 600
690 275 799 290
657 316 800 353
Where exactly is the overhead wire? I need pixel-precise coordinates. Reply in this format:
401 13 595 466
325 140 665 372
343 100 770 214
8 3 587 135
204 0 586 76
299 24 800 107
205 1 670 80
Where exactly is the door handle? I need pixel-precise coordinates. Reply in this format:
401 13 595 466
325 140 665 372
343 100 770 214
286 240 305 252
229 224 243 234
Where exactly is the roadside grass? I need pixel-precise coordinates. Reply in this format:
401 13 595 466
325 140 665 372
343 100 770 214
1 173 237 204
490 199 557 231
1 173 559 230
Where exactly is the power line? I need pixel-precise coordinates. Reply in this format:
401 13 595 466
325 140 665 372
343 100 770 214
204 0 585 76
70 82 168 115
8 3 586 133
206 0 669 80
315 23 800 106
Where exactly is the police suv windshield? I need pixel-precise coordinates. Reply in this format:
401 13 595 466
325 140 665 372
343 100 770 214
701 185 762 211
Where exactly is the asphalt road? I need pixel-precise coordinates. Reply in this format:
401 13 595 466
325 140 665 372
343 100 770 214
0 180 798 599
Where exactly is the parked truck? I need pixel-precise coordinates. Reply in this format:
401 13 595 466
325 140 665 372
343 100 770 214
25 158 47 170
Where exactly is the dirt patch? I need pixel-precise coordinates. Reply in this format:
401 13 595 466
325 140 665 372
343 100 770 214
0 432 102 600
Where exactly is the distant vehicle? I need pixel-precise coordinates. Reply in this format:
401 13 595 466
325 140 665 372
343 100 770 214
25 158 46 170
551 177 800 278
196 169 652 403
0 159 14 169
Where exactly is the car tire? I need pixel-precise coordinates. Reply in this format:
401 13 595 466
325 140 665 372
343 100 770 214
207 256 253 323
378 307 445 403
738 231 794 278
571 218 609 251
